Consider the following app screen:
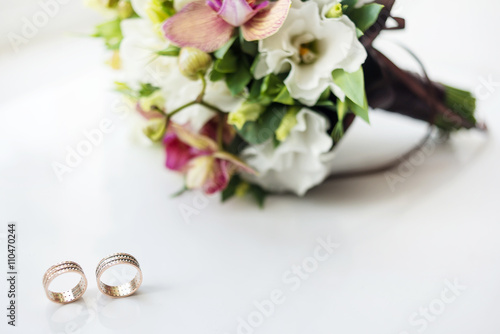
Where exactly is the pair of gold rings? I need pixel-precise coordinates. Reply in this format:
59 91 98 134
42 253 142 304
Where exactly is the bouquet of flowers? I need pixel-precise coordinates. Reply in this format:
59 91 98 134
87 0 485 205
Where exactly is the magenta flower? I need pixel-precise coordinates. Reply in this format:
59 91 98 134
164 121 255 194
162 0 291 52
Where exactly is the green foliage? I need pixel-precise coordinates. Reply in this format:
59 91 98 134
347 95 369 123
347 3 384 32
435 85 477 132
160 0 176 17
332 67 365 108
221 174 242 202
221 174 268 207
114 82 160 100
92 18 123 50
248 184 268 208
226 61 252 96
214 36 237 59
236 104 287 145
138 83 160 97
341 0 358 8
210 37 255 96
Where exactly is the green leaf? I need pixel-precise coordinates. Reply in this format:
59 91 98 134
273 86 294 105
237 104 287 145
156 45 180 56
209 69 225 82
249 79 263 101
221 174 242 202
160 0 176 18
226 64 252 95
341 0 358 8
348 4 384 32
239 32 258 56
214 50 238 73
347 94 370 123
92 18 123 50
138 83 160 97
261 74 284 97
214 36 237 59
171 186 188 198
248 184 268 208
332 67 365 108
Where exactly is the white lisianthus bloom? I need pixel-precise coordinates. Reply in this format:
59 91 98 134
241 109 335 196
254 0 367 106
120 19 244 131
120 18 172 86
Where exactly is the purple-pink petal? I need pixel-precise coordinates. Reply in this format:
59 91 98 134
206 0 222 12
164 133 204 171
203 159 231 194
162 1 235 53
217 0 260 27
242 0 291 41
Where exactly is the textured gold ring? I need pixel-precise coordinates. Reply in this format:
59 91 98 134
96 253 142 298
43 261 88 304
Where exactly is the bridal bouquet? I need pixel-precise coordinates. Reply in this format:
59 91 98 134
87 0 484 205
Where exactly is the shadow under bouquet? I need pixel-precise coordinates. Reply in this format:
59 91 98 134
88 0 486 205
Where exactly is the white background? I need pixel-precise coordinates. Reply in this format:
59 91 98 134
1 0 500 333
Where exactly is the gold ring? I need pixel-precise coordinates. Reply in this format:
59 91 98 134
95 253 142 298
43 261 88 304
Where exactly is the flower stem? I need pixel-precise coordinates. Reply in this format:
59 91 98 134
217 112 224 148
200 101 224 114
196 72 207 103
166 101 197 119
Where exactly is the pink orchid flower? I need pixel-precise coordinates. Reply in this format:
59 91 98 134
162 0 291 53
164 121 255 194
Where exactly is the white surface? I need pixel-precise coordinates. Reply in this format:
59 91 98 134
1 0 500 333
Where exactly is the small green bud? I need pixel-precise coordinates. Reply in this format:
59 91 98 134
100 0 119 8
326 3 343 19
139 90 165 112
143 118 167 142
275 107 300 142
178 47 213 80
228 102 265 130
117 0 134 19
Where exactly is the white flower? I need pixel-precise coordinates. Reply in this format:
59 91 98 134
120 18 172 86
120 19 243 131
241 109 335 196
254 0 367 106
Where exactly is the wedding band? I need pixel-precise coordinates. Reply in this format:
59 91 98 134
43 261 88 304
96 253 142 298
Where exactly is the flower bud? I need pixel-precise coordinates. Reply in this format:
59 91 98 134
117 0 134 19
178 47 213 80
326 3 343 19
228 102 265 129
139 90 165 112
143 118 167 142
100 0 119 8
